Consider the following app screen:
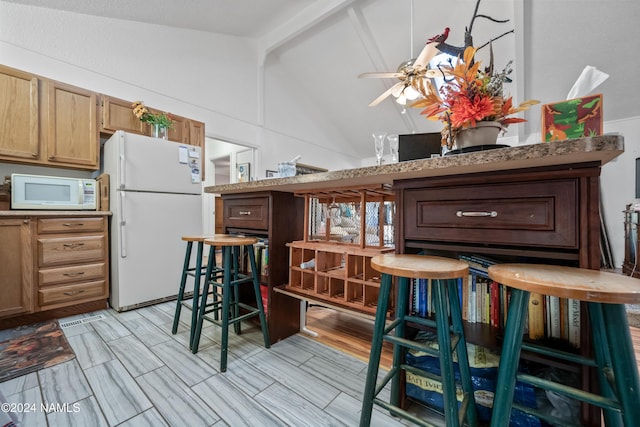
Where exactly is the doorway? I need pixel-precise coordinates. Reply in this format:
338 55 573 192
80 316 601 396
202 137 256 235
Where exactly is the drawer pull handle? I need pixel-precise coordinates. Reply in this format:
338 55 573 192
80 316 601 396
63 272 85 277
63 243 85 248
456 210 498 218
63 290 85 296
63 223 84 227
239 211 251 215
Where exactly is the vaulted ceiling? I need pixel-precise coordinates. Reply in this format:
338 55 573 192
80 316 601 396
4 0 638 159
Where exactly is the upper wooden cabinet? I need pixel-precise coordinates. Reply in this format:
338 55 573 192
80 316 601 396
189 119 205 148
0 65 40 161
100 96 147 135
41 80 99 169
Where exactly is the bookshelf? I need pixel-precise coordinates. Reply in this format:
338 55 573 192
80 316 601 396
396 163 602 426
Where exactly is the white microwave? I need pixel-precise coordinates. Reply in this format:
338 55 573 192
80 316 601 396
11 173 96 210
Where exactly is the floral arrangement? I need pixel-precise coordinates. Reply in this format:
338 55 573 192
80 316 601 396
132 101 173 128
411 46 538 148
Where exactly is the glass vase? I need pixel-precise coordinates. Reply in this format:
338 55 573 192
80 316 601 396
151 123 168 140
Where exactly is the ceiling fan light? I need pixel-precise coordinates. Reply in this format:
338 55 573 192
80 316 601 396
395 93 407 105
404 85 420 100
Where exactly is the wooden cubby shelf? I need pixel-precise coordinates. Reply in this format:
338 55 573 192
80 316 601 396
282 241 394 315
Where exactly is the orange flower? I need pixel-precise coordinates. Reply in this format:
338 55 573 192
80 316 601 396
450 95 495 128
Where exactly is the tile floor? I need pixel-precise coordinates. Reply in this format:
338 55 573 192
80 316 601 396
0 302 437 427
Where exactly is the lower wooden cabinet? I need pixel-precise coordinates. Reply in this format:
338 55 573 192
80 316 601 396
0 218 34 318
36 216 109 311
0 213 110 321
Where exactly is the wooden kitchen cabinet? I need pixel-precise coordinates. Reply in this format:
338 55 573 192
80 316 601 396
166 112 189 144
41 80 99 170
0 218 34 319
188 119 205 148
100 95 147 135
0 65 40 162
35 216 108 311
222 191 305 343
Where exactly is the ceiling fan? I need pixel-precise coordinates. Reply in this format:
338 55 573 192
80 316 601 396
358 0 448 107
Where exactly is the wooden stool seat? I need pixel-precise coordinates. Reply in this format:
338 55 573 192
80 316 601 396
360 253 477 427
371 254 469 279
203 234 258 247
488 263 640 427
489 263 640 304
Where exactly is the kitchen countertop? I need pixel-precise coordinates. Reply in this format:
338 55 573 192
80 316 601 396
204 135 624 195
0 210 112 217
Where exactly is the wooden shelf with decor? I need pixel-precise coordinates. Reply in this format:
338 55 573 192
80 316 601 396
277 184 396 317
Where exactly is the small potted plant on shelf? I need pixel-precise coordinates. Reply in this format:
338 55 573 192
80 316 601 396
132 101 173 139
411 46 539 150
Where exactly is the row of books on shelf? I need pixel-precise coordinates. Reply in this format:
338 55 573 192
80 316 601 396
239 238 269 278
409 254 581 348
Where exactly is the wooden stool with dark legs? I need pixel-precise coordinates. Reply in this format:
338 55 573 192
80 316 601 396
488 264 640 427
191 234 270 372
171 235 222 348
360 254 478 427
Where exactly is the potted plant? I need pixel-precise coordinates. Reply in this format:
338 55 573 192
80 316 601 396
411 46 538 150
132 101 173 139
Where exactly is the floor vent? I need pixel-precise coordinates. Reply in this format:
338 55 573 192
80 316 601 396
59 313 107 329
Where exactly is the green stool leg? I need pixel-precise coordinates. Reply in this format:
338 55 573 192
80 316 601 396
433 279 460 426
587 302 623 427
191 244 218 354
359 272 393 427
390 276 409 407
219 245 233 372
247 244 271 348
490 288 530 427
447 278 478 427
232 246 242 335
172 241 193 334
602 303 640 426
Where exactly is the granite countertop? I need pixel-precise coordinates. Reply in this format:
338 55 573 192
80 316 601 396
0 210 112 217
205 135 624 195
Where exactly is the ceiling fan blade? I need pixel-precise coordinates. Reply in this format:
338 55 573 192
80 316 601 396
423 68 452 78
368 82 403 107
414 42 440 68
358 72 403 79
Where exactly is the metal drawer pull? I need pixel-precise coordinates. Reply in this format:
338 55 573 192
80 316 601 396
456 210 498 217
62 223 84 227
239 211 252 215
63 272 85 277
63 242 86 248
63 289 86 296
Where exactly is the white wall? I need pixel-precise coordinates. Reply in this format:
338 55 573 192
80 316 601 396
0 1 359 179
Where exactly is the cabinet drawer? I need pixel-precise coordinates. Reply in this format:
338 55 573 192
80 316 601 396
224 197 269 230
38 280 106 308
404 179 578 248
39 262 105 286
38 217 105 234
38 235 105 267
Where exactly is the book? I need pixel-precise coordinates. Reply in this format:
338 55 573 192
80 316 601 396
528 292 545 340
568 298 581 348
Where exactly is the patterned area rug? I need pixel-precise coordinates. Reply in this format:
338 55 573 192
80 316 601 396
0 320 75 383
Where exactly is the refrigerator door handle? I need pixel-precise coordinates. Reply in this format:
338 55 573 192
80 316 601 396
119 136 126 189
119 191 127 258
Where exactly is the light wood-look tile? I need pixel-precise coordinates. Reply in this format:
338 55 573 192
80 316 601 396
83 359 152 425
324 391 407 427
89 310 132 342
137 366 219 427
207 358 275 397
122 317 172 347
193 374 287 426
117 408 169 427
254 382 344 426
0 372 38 395
38 359 92 405
268 337 314 366
149 339 217 386
45 396 108 427
108 335 164 378
247 349 341 409
4 385 47 427
136 305 174 327
285 334 369 374
66 331 115 369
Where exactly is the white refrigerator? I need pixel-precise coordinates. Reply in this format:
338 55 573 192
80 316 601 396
103 131 203 311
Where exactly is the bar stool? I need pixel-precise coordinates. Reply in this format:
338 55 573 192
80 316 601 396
360 254 478 427
488 264 640 427
171 235 222 348
191 234 270 372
